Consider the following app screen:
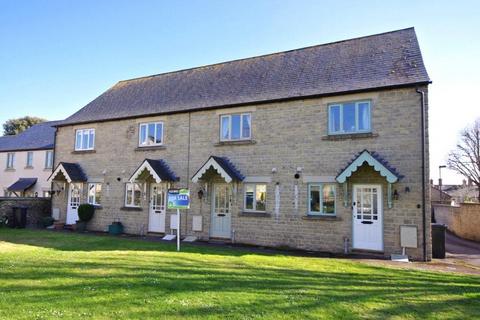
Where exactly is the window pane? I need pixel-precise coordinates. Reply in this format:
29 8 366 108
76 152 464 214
133 184 142 206
245 185 254 210
322 185 335 214
231 114 241 140
358 102 370 131
148 123 155 145
126 184 133 205
27 152 33 166
88 184 95 204
95 184 102 205
329 106 341 133
255 184 266 211
242 114 251 138
221 116 229 140
82 131 89 149
140 125 147 145
155 123 163 144
310 185 320 213
76 131 82 149
343 103 356 132
89 130 95 149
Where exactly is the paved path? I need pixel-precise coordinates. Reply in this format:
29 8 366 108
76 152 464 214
446 231 480 268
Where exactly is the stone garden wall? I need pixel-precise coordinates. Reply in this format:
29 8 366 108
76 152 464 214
0 197 52 228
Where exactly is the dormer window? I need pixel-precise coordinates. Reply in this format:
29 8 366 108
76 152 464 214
139 122 163 147
220 113 251 141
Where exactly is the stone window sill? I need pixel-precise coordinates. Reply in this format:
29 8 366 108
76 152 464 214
135 145 167 151
92 205 103 210
44 168 53 171
24 166 34 169
240 211 271 217
321 132 378 141
302 215 342 221
120 206 143 211
4 168 15 172
71 150 96 154
214 140 256 147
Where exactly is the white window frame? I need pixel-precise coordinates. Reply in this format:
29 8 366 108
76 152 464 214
45 150 53 169
87 183 102 206
26 151 34 167
243 183 267 212
220 113 252 141
6 153 14 169
75 128 95 151
138 122 164 147
308 183 336 216
124 182 143 207
328 100 371 135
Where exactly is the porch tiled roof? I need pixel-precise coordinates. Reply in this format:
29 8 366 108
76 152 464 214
7 178 37 192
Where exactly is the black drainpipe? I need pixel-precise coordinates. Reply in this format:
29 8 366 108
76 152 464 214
416 87 428 262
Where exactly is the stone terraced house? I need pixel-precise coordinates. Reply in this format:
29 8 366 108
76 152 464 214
49 28 432 260
0 121 58 197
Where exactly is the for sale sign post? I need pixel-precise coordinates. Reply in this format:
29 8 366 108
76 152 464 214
167 188 190 209
167 189 190 252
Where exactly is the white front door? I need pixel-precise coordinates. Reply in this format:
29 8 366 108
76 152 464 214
211 183 232 238
352 185 383 251
148 183 166 233
66 183 82 224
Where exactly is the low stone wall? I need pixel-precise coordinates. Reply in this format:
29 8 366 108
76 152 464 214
0 197 52 228
433 203 480 242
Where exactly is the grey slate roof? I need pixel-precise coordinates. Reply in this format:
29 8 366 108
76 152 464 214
144 159 179 181
58 28 430 126
211 156 245 181
0 121 60 152
7 178 38 192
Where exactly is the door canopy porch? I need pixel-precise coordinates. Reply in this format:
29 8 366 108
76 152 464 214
48 162 87 183
8 178 37 193
336 150 403 184
191 156 244 183
129 159 178 183
336 150 403 208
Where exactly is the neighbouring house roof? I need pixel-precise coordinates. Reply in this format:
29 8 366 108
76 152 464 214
57 27 430 127
0 121 61 152
192 156 245 183
7 178 38 192
48 162 87 183
336 150 403 184
129 159 179 183
430 185 452 202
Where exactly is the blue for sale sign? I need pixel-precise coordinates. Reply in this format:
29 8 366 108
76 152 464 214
167 189 190 209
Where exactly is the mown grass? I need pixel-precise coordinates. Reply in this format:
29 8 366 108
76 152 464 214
0 229 479 319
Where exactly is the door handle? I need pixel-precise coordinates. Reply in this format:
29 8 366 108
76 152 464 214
361 221 373 224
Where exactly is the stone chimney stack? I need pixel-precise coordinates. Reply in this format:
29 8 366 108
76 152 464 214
462 179 467 187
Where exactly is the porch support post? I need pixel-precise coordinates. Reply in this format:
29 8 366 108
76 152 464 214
343 182 348 207
387 183 393 208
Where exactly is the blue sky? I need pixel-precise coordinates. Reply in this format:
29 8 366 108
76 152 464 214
1 0 479 183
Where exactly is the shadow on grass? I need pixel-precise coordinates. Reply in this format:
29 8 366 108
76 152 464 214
1 229 479 319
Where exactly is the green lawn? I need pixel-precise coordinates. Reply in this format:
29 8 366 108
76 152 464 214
0 229 479 319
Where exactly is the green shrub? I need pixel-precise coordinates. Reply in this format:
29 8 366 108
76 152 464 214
78 204 95 222
41 216 54 227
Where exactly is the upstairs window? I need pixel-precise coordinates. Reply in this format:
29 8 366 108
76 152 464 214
6 153 14 169
308 184 336 215
26 151 33 167
328 101 371 134
88 183 102 206
75 129 95 151
139 122 163 147
45 150 53 169
244 183 266 212
220 113 251 141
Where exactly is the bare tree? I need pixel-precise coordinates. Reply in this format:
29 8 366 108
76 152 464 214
447 119 480 201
